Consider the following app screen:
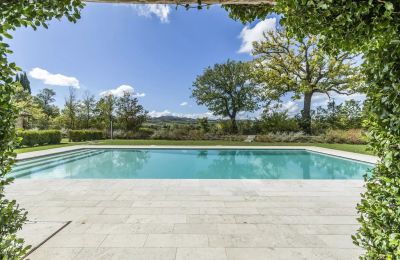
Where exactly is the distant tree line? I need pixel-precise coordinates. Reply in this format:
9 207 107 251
14 73 147 138
14 68 364 138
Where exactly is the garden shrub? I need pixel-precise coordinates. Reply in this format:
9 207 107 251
222 135 246 141
134 128 154 139
255 130 366 144
260 111 300 134
152 128 190 140
68 130 104 142
255 132 323 143
187 130 204 140
151 127 247 141
324 129 366 144
214 120 233 135
237 120 262 135
17 130 62 147
113 128 155 139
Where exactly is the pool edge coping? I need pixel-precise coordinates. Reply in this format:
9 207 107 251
15 144 378 164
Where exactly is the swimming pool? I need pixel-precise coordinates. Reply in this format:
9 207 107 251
11 148 373 179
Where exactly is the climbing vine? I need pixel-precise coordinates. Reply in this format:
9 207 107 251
1 1 398 259
0 1 83 258
226 1 400 258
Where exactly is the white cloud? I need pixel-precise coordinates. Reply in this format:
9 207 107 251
180 102 188 106
276 92 366 117
279 101 301 116
148 110 217 119
311 92 366 108
29 67 80 88
148 110 173 117
100 84 146 98
133 4 170 23
238 18 276 54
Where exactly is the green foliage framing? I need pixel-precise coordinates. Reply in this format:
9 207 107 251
225 1 400 258
1 1 398 258
0 1 83 258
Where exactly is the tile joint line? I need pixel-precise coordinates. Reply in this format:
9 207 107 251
23 221 72 259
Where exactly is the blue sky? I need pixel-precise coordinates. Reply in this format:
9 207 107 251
8 3 362 118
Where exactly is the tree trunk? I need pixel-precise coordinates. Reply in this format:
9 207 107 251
230 117 238 134
301 92 313 135
86 112 90 129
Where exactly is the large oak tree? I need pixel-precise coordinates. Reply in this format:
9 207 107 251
251 29 363 134
191 60 260 133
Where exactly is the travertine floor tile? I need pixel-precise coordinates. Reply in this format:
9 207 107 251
6 178 365 259
43 233 106 248
145 234 208 247
99 234 148 247
74 247 176 260
126 214 186 224
176 248 227 260
28 247 82 260
226 248 363 260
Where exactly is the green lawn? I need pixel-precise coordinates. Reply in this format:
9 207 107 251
15 141 76 154
15 138 372 155
94 139 372 155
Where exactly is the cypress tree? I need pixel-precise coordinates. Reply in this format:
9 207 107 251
15 72 31 94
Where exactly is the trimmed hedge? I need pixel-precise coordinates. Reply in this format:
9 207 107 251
17 130 62 147
69 130 104 142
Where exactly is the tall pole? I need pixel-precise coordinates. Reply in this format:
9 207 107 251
110 120 113 140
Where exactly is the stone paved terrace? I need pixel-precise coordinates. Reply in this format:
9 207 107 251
6 146 375 260
7 179 364 260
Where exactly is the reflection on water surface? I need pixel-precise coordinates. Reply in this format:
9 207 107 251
12 149 373 179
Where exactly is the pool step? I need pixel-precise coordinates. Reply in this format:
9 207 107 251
15 149 91 167
12 150 105 177
13 149 99 171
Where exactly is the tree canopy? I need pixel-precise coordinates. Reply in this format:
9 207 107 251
116 91 148 133
191 60 261 133
225 1 400 258
251 29 363 134
34 88 59 121
15 72 31 94
63 87 79 130
97 94 117 138
79 91 96 129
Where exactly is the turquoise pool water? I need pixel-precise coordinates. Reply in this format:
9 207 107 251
11 149 373 179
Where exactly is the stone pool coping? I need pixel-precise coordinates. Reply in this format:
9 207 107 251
16 145 378 164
